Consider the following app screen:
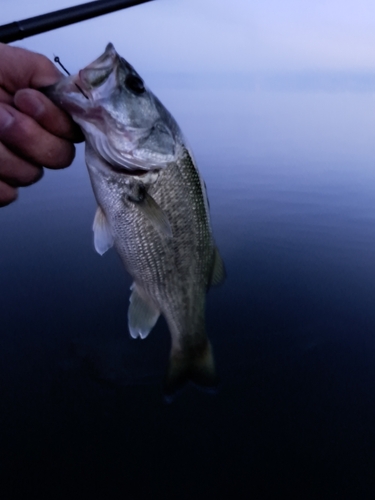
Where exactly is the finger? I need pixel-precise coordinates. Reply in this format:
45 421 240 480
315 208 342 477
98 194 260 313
0 87 12 105
14 89 84 143
0 180 17 207
0 141 43 187
0 44 63 92
0 104 76 169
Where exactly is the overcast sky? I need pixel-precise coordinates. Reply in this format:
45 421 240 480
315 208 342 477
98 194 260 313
2 0 375 75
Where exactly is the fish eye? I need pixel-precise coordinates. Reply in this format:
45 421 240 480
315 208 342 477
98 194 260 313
125 74 145 95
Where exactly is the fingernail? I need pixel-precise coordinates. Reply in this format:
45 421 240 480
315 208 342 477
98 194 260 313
14 90 44 119
25 94 45 118
0 106 13 131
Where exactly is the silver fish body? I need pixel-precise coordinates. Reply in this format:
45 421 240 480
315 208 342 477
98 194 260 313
43 44 225 393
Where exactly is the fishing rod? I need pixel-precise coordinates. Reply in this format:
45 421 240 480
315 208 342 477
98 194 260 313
0 0 154 44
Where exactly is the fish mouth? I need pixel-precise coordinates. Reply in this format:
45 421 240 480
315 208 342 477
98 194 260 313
39 75 90 114
76 42 119 95
72 74 91 100
40 44 118 109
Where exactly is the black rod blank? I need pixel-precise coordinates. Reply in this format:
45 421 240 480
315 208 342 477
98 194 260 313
0 0 154 44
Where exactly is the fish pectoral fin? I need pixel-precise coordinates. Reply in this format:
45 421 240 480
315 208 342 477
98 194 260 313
93 206 114 256
210 247 226 287
136 193 172 238
128 284 160 339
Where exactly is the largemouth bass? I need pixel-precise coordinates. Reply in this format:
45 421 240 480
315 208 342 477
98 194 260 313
43 43 225 394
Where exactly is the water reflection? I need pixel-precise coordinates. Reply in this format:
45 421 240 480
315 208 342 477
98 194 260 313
1 80 375 497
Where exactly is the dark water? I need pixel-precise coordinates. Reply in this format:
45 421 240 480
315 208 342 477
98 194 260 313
1 81 375 499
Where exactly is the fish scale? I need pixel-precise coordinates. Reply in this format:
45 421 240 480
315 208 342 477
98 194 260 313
100 147 213 333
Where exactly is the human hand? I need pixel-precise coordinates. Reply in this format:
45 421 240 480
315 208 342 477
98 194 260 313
0 43 83 207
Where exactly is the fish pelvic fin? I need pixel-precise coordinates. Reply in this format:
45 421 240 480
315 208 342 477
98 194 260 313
163 340 218 397
128 283 160 339
93 206 114 256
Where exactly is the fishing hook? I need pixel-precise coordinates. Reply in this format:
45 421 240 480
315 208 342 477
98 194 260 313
54 55 89 99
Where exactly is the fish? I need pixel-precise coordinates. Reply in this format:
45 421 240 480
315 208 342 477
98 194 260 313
42 43 225 395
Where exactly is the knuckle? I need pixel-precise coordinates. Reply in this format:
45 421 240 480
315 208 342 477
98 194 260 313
65 143 76 166
0 106 14 133
20 166 43 186
0 184 18 207
0 108 35 141
39 54 57 72
36 55 62 84
16 114 36 139
14 89 45 120
47 142 76 169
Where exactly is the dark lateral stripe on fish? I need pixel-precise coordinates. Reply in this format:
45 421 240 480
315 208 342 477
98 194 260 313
108 164 160 177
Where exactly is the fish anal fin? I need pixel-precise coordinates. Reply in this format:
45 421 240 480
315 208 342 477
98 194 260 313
210 247 226 287
93 206 114 256
128 284 160 340
163 340 218 398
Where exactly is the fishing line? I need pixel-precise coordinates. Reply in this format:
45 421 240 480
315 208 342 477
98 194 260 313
54 55 89 99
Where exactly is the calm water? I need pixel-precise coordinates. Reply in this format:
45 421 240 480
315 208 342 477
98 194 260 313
1 80 375 499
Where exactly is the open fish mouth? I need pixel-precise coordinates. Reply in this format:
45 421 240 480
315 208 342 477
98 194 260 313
41 43 179 174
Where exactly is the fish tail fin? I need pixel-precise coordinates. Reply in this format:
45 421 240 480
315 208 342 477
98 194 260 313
163 340 218 397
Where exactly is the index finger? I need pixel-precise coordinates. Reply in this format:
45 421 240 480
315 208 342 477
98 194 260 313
14 88 84 143
0 43 63 93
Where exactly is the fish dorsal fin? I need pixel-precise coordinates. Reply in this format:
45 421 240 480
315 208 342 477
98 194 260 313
132 192 172 238
92 206 114 256
210 247 226 286
128 283 160 339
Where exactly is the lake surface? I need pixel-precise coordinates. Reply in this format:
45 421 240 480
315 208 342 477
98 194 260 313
1 78 375 499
